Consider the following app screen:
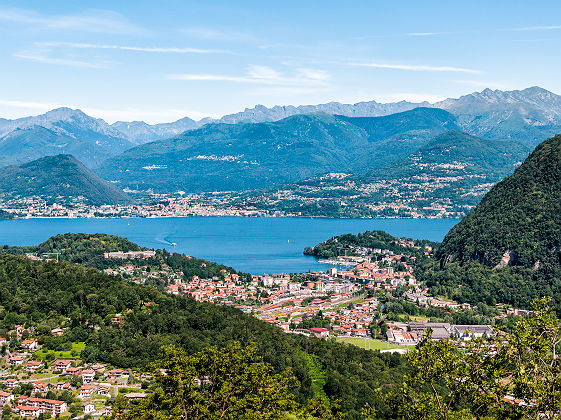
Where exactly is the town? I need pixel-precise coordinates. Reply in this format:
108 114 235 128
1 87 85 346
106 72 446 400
5 236 532 418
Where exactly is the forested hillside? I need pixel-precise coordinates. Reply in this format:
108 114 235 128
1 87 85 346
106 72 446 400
0 241 409 418
97 108 458 193
415 134 561 312
0 155 133 205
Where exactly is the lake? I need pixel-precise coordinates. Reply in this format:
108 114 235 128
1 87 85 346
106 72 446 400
0 217 459 274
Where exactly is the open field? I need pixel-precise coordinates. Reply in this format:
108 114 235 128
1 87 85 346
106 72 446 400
336 337 414 351
35 342 86 360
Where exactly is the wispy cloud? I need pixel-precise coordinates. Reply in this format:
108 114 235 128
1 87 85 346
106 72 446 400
348 62 480 74
169 65 330 86
38 41 236 55
14 53 109 68
506 25 561 32
355 31 449 40
0 7 140 34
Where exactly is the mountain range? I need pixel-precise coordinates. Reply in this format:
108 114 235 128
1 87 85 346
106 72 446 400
0 108 134 168
231 130 531 218
0 86 560 209
97 108 458 193
0 86 559 167
0 154 132 205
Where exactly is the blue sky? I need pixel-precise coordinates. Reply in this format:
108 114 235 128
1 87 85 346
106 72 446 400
1 0 560 123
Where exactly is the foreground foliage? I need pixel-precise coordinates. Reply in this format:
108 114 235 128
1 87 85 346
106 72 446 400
0 252 408 419
386 298 561 419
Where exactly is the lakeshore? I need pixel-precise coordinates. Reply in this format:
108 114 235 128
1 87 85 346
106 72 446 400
0 217 459 274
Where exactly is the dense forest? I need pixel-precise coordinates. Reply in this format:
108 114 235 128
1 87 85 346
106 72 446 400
430 133 561 311
0 233 244 279
0 252 408 418
0 154 132 205
304 230 436 259
438 133 561 269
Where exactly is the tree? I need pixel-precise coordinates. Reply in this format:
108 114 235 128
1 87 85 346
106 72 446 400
120 342 299 419
384 297 561 419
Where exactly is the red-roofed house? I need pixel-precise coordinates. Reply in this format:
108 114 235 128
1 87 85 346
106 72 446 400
21 339 38 350
309 327 329 338
15 405 41 418
0 390 14 405
79 385 95 399
27 360 42 372
53 360 72 373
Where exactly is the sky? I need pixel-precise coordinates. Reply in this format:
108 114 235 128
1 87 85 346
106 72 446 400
0 0 560 123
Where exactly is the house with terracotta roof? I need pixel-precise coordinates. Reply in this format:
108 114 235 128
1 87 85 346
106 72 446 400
53 360 72 373
79 385 95 399
54 382 71 391
9 356 24 366
26 397 68 415
20 339 38 350
26 360 42 372
15 405 41 418
105 368 124 379
65 367 80 376
97 384 111 397
0 390 14 405
5 378 19 388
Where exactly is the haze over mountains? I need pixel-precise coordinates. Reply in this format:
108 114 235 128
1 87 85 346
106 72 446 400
98 108 458 192
0 86 560 209
0 154 132 205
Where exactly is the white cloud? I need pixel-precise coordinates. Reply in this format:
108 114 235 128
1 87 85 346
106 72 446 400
348 62 480 74
355 31 449 40
14 53 110 68
38 41 235 55
0 7 140 34
508 25 561 31
169 65 330 86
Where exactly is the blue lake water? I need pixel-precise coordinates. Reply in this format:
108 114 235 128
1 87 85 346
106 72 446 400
0 217 459 274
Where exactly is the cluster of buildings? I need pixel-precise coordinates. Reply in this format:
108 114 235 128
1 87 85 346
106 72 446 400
0 193 269 219
0 327 146 418
386 322 495 345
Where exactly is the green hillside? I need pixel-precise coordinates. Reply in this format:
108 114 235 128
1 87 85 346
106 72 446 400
372 130 530 181
97 108 459 193
415 134 561 311
437 133 561 269
0 126 132 169
0 154 133 205
230 130 530 218
0 238 409 418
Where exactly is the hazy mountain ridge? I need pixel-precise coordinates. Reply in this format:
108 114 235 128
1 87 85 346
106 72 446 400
97 108 458 193
112 116 198 143
0 108 134 168
0 154 132 205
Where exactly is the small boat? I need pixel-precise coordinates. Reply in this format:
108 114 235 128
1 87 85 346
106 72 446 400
171 242 177 246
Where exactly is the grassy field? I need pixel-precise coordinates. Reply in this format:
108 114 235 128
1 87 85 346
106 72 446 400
336 337 413 351
335 298 365 309
35 341 86 360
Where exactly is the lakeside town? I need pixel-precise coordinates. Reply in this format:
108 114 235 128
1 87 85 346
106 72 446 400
2 236 532 419
0 166 491 220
